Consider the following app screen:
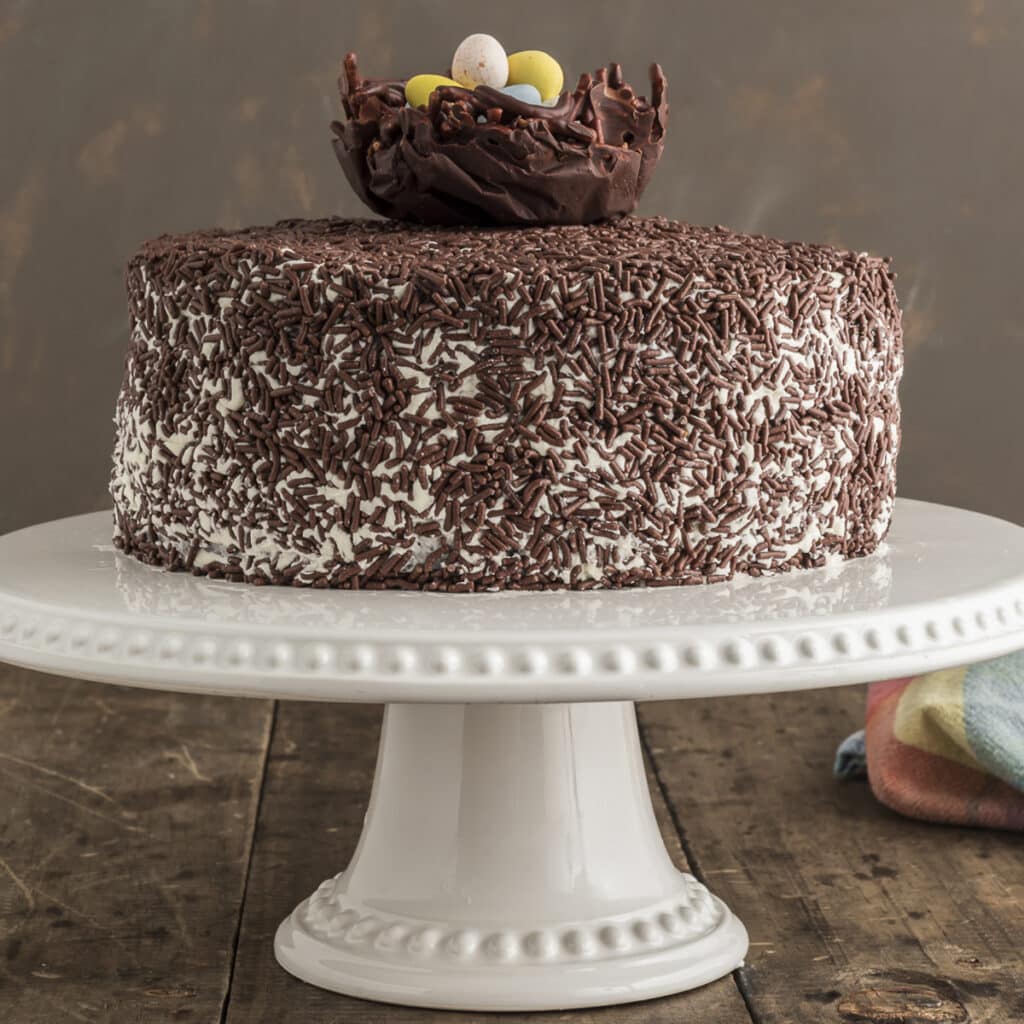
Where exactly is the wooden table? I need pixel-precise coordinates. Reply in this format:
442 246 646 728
0 666 1020 1023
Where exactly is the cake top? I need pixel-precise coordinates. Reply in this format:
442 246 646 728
134 216 892 286
330 33 667 227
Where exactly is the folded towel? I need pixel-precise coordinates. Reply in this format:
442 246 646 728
836 652 1024 831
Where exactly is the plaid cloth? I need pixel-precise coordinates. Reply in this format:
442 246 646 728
835 652 1024 831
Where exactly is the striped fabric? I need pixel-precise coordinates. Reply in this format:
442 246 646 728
858 653 1024 830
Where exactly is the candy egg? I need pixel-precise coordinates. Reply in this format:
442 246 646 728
451 33 508 90
506 50 564 102
405 73 463 109
499 83 542 105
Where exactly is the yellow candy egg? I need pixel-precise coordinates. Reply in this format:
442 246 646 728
405 74 464 109
506 50 564 102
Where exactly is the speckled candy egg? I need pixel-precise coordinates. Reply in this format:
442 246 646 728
506 50 564 102
451 33 509 90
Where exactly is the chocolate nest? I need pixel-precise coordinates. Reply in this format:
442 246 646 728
331 52 668 227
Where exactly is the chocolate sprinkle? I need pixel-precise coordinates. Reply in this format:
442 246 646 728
111 216 903 592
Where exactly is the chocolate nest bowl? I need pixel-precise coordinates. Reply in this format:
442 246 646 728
331 53 668 226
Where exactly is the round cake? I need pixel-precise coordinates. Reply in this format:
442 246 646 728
111 216 903 590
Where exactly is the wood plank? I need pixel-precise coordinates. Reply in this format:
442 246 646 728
224 701 752 1023
0 665 273 1024
639 686 1024 1024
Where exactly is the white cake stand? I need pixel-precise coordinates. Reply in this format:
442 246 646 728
1 499 1023 1012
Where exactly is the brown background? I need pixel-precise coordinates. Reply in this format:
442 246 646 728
1 0 1022 534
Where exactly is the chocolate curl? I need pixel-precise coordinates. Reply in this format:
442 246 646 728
339 52 360 119
473 86 592 143
650 63 668 140
340 52 404 119
429 84 486 117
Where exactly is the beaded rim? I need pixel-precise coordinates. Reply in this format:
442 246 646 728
2 586 1023 693
298 871 724 965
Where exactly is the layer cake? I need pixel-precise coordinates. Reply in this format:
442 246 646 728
111 216 903 590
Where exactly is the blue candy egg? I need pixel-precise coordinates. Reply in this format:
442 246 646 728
499 83 543 106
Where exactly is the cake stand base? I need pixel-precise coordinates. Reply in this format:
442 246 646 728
274 701 747 1011
5 503 1024 1011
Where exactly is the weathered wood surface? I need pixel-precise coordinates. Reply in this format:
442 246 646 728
2 669 1022 1023
638 689 1024 1024
0 666 273 1023
221 701 749 1023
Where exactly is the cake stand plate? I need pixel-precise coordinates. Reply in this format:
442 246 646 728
1 499 1023 1011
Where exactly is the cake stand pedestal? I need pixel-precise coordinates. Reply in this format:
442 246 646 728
1 499 1023 1012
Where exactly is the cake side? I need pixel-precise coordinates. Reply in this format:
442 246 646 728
111 217 903 591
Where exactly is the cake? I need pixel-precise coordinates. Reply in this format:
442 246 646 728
111 36 903 592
